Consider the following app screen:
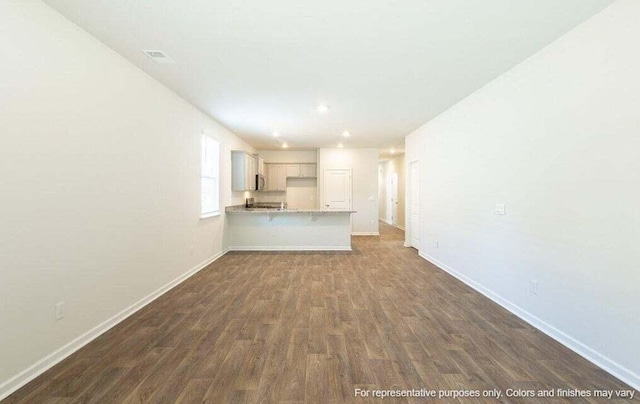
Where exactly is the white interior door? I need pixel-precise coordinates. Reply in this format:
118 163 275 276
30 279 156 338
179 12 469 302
323 169 351 211
387 172 398 226
409 161 420 248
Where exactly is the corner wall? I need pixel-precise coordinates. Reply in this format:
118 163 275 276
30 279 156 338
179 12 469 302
407 0 639 389
0 1 252 397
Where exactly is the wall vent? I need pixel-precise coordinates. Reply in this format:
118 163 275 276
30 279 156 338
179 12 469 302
142 50 175 64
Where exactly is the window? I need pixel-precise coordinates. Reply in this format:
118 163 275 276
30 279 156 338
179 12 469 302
201 134 220 218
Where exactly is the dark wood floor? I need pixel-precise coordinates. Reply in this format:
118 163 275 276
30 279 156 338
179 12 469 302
5 223 637 403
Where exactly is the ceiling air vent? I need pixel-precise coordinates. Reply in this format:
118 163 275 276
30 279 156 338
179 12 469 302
142 50 175 64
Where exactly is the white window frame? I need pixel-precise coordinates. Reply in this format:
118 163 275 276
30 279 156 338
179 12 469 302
201 134 220 218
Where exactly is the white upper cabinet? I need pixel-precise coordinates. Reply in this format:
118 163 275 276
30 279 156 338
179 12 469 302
266 164 277 191
286 164 300 177
264 163 317 191
277 165 287 190
300 164 316 178
257 156 265 176
231 150 257 191
266 164 287 191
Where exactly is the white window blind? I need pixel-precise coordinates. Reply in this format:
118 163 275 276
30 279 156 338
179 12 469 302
201 135 220 217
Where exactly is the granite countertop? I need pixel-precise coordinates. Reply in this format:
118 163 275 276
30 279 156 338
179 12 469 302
225 205 356 214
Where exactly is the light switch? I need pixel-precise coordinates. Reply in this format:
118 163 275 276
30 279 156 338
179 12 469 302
494 203 505 215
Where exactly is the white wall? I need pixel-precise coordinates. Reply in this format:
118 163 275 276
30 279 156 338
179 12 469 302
406 0 639 389
318 148 379 235
285 178 318 209
0 1 253 397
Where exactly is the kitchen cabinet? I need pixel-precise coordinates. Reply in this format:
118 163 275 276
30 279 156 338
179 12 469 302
286 164 300 177
265 162 317 191
257 156 265 176
266 164 287 191
285 163 316 178
231 151 257 191
282 163 318 178
266 165 277 191
300 164 316 178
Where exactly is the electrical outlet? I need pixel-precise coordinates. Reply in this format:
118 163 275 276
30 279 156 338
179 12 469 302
530 280 539 296
494 203 506 215
55 301 65 320
436 240 439 249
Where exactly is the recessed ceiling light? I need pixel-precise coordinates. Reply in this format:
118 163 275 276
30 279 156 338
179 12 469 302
282 143 289 149
390 148 395 154
342 131 351 137
316 104 330 114
272 131 280 137
337 143 344 148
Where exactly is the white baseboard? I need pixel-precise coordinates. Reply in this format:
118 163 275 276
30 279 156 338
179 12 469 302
0 250 229 401
418 252 640 391
351 232 380 236
228 246 351 251
395 225 405 231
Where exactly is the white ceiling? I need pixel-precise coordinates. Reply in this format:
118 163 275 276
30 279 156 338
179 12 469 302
43 0 613 150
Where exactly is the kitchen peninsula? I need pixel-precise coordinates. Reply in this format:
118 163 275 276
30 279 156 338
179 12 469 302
225 203 356 251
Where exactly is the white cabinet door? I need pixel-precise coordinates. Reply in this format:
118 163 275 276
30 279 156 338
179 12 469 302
286 164 300 177
300 164 316 177
277 165 287 190
323 169 351 211
266 164 287 191
245 154 255 190
257 156 265 175
266 164 278 191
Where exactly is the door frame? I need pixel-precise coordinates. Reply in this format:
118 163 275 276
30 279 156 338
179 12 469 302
386 172 398 225
406 160 420 249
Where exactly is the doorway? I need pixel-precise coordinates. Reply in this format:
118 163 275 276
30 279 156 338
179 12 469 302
386 172 398 226
408 160 420 249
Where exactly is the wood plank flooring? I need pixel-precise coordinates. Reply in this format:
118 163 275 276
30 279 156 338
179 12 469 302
4 223 637 403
